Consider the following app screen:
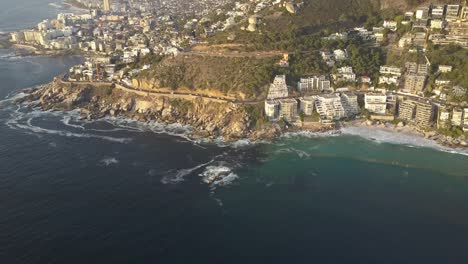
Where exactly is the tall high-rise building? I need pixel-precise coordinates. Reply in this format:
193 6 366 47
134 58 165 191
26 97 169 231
103 0 111 11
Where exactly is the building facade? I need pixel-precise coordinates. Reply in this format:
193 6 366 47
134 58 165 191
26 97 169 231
365 93 387 114
267 75 289 100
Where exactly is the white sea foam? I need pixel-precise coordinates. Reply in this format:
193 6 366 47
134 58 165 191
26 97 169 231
48 2 63 9
275 147 311 159
341 126 468 156
100 157 119 166
199 165 239 188
282 130 341 139
161 160 214 184
103 117 194 141
0 92 26 107
61 114 85 130
5 109 132 143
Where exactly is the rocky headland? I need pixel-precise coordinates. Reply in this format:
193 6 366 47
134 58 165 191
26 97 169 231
16 79 285 141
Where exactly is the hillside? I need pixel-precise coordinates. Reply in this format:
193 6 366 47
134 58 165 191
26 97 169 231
134 53 282 100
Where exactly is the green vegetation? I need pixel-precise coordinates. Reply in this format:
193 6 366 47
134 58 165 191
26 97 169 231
427 45 468 88
438 126 468 139
244 104 268 129
137 55 281 98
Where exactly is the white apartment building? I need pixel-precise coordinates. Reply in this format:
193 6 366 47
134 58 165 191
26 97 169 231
315 94 346 121
299 96 315 116
278 99 298 121
340 93 360 116
297 76 331 92
265 100 280 120
464 108 468 131
452 108 464 126
267 75 289 99
364 93 387 114
380 66 402 76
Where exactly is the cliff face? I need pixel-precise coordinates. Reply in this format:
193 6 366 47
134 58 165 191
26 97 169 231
18 80 281 141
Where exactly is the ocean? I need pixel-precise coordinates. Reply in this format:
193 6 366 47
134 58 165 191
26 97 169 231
1 1 468 263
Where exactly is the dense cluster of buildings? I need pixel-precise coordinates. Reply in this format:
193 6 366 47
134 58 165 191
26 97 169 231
397 1 468 48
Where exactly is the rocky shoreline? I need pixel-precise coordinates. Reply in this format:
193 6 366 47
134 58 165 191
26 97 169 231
14 79 467 149
15 79 286 141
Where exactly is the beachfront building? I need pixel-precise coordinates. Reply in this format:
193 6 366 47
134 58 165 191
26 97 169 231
464 108 468 131
315 94 346 122
414 101 435 128
264 100 280 120
438 107 451 129
452 108 464 126
299 96 315 116
297 76 331 93
267 75 289 99
399 100 416 122
340 93 360 116
278 99 298 121
364 93 387 114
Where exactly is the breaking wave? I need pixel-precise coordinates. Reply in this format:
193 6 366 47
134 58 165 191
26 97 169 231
275 147 311 159
100 157 119 166
161 160 214 184
48 2 63 9
282 130 342 139
199 165 239 188
5 109 132 143
341 126 468 157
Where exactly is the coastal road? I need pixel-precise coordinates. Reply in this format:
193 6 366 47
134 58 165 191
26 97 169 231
62 78 265 105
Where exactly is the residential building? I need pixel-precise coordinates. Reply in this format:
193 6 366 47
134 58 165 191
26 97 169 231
383 20 398 31
315 94 346 121
431 19 445 29
333 49 347 61
452 86 467 97
365 93 387 114
404 74 427 93
380 66 402 76
279 99 298 121
414 101 435 128
399 100 416 121
399 33 413 48
431 5 445 18
452 108 464 126
267 75 289 99
416 7 430 19
462 2 468 20
335 66 356 82
264 100 280 120
438 65 453 73
299 96 315 116
379 65 402 85
438 107 451 128
340 93 360 116
103 0 111 11
446 5 461 20
297 76 330 93
464 108 468 131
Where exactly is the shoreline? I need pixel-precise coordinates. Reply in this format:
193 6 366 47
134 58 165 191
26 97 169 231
12 82 468 154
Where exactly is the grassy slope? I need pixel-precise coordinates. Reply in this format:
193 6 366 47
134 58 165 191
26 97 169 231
137 55 281 99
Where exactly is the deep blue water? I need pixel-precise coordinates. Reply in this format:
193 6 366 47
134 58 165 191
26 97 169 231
1 1 468 264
